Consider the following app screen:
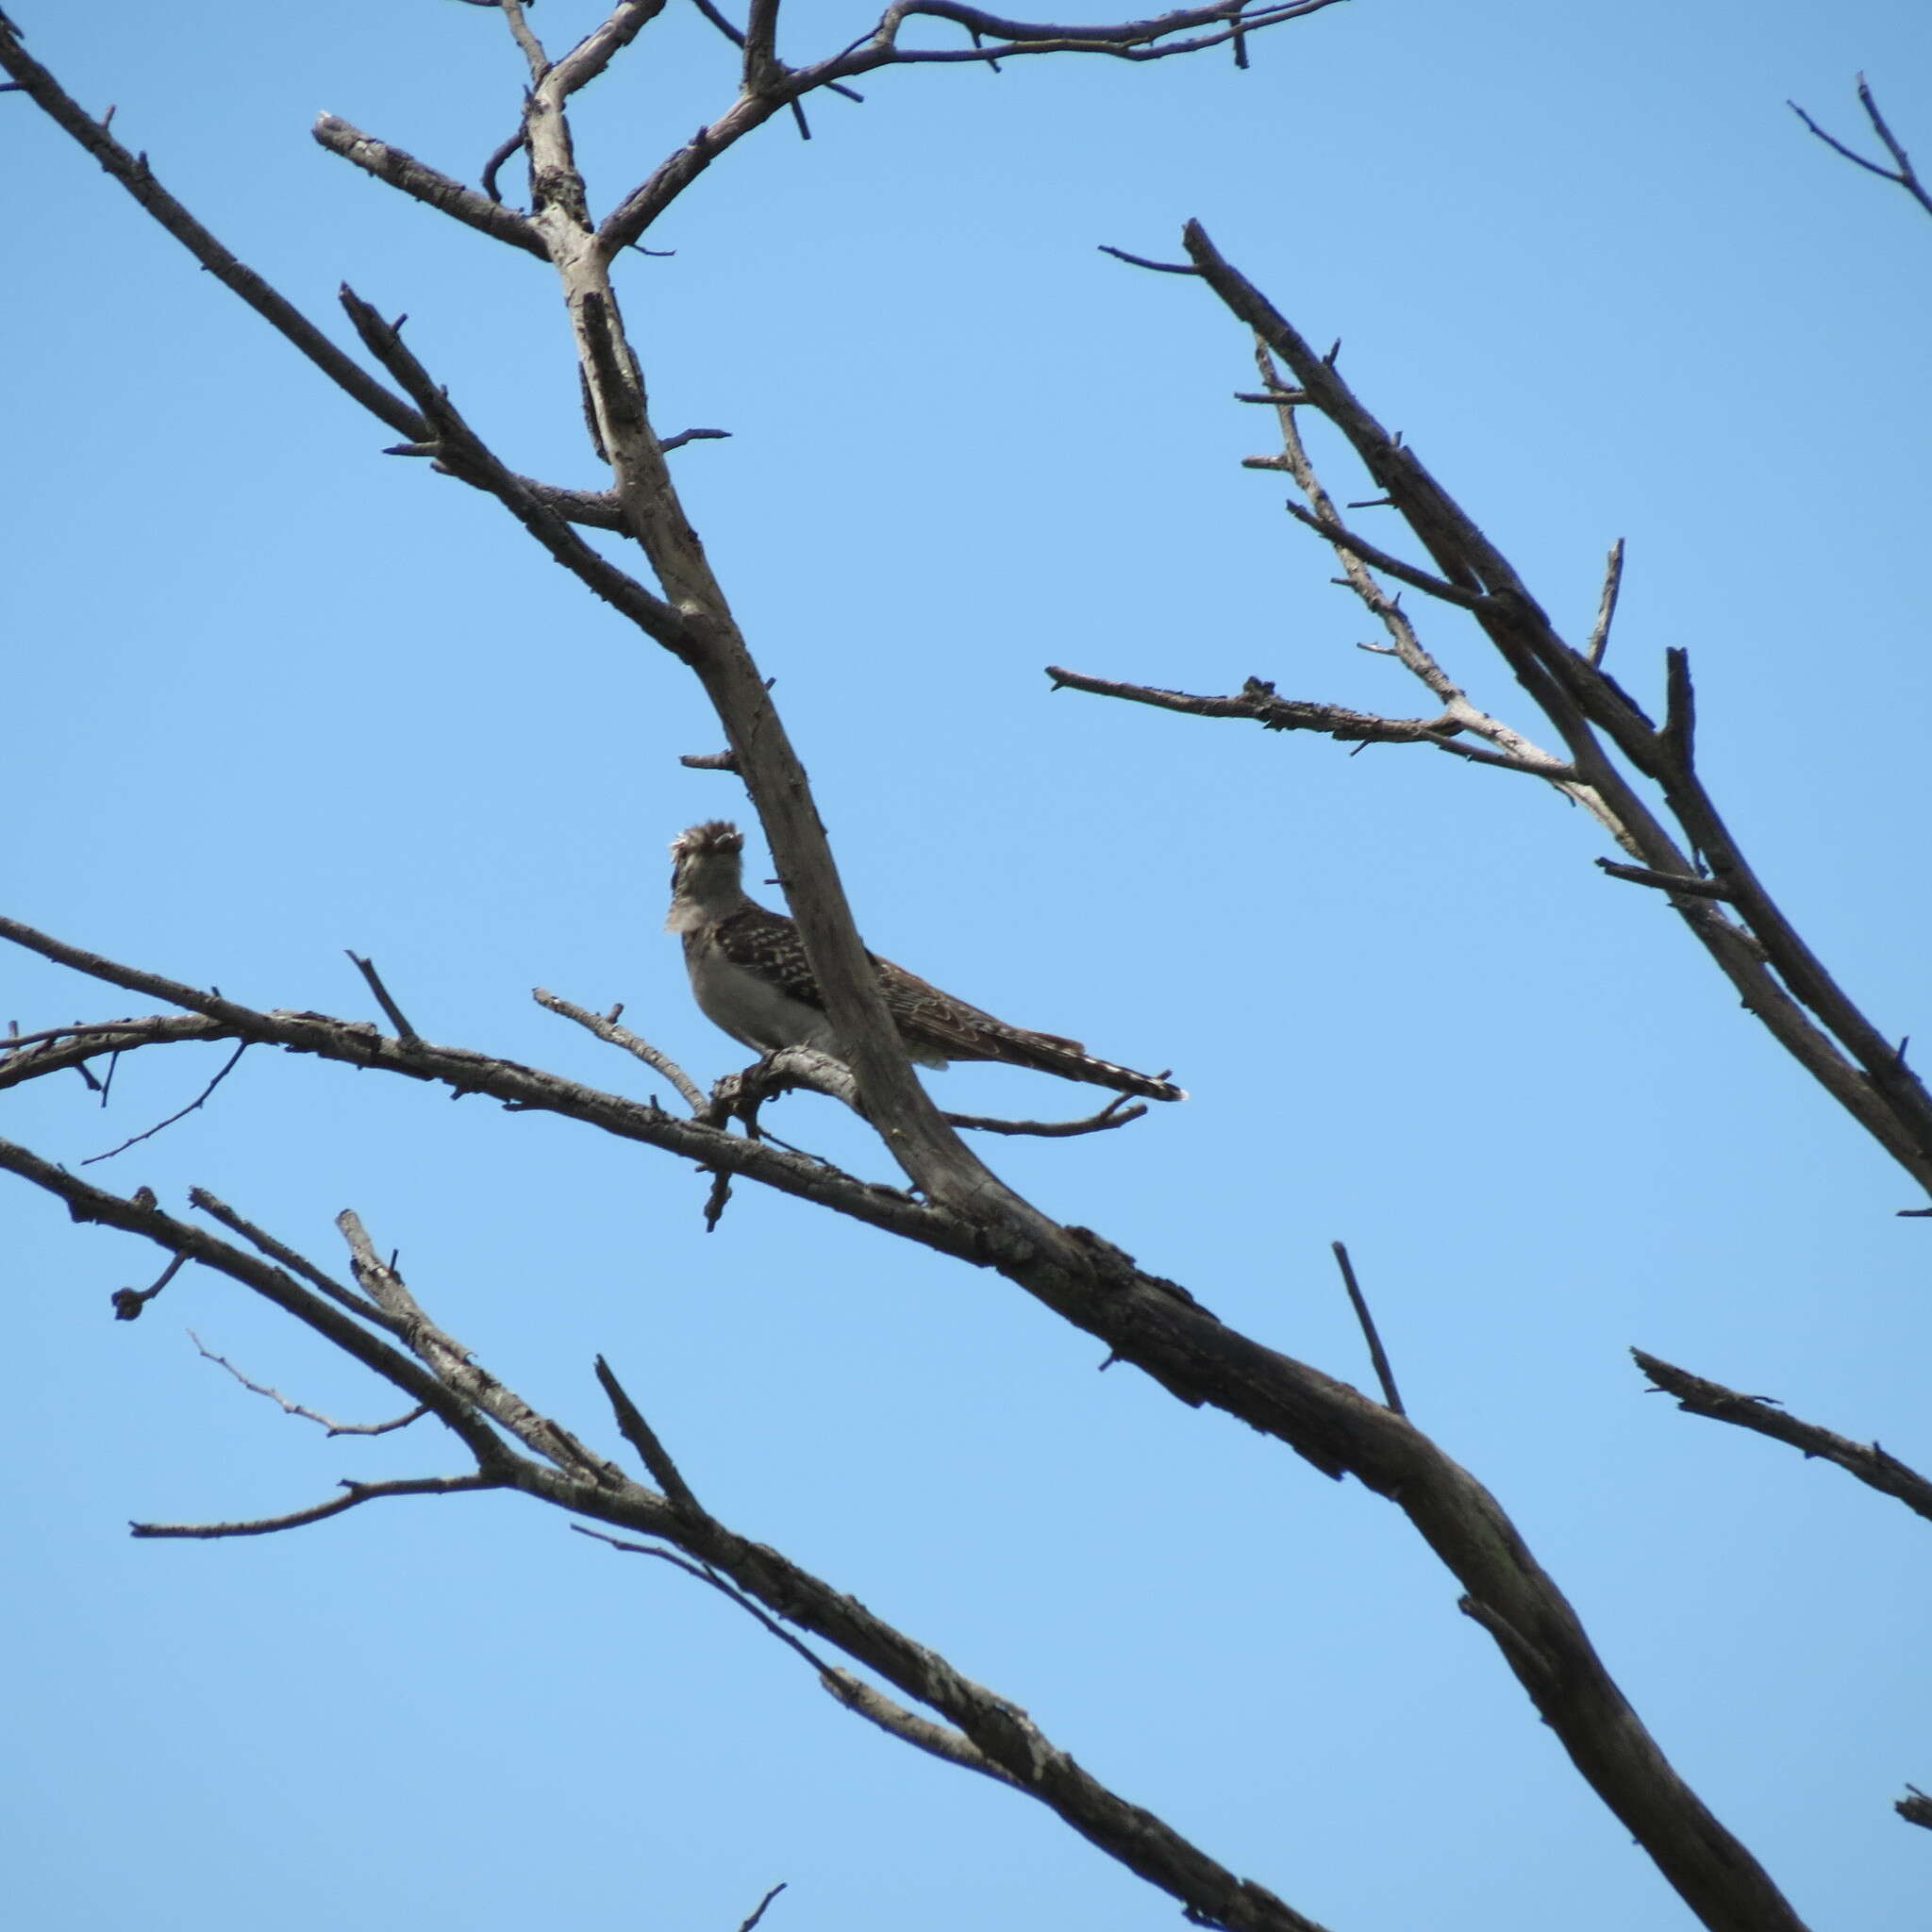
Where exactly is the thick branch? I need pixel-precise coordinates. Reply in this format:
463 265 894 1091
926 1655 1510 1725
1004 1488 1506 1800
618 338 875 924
0 913 1812 1932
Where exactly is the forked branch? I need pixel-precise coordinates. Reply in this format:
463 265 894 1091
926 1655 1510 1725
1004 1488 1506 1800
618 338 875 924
1061 222 1932 1200
1789 75 1932 222
0 911 1816 1932
4 1149 1336 1932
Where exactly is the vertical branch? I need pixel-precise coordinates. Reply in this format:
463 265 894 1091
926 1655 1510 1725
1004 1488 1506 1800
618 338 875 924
743 0 783 88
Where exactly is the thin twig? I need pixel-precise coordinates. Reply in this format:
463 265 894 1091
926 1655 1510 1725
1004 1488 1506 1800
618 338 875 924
534 989 707 1111
575 1529 839 1674
132 1474 501 1540
1096 242 1199 274
190 1331 430 1437
1789 75 1932 220
945 1096 1146 1136
1330 1241 1404 1415
82 1041 247 1165
1280 500 1484 608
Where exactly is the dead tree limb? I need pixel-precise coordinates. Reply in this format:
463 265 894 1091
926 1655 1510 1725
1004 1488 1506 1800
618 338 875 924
1634 1350 1932 1525
1058 221 1932 1204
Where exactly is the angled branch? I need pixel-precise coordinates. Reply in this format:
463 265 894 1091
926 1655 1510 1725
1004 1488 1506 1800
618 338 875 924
191 1330 430 1437
1789 75 1932 221
133 1473 502 1540
1124 220 1932 1198
0 910 1815 1929
334 288 692 652
1585 538 1625 666
533 989 708 1112
1634 1350 1932 1524
597 0 1341 253
0 1141 507 1463
0 21 423 441
1331 1242 1404 1415
311 115 548 257
82 1041 248 1165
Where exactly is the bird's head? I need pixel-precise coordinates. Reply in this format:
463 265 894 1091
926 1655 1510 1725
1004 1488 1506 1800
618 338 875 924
667 820 749 927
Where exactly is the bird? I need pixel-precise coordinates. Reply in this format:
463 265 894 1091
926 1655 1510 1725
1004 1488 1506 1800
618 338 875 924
666 821 1184 1102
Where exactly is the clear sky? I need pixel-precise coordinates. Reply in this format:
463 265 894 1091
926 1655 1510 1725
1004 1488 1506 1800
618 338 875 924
4 3 1930 1928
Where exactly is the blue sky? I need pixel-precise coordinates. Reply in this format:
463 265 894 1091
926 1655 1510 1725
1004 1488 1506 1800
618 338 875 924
4 2 1930 1927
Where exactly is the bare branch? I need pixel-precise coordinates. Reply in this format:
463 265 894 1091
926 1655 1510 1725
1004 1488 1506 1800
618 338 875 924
190 1190 377 1319
345 952 421 1045
333 290 694 652
311 115 548 257
1279 498 1485 608
82 1041 248 1165
111 1252 188 1323
560 1517 1333 1932
597 2 1343 254
337 1208 626 1488
943 1095 1147 1136
744 0 783 89
133 1474 500 1540
1594 859 1732 902
1634 1350 1932 1524
1584 537 1625 666
735 1882 790 1932
533 989 707 1112
1330 1242 1404 1416
0 21 423 441
593 1356 706 1516
1097 242 1200 274
1046 666 1574 777
1067 220 1932 1200
0 1140 506 1461
190 1331 430 1438
821 1670 1021 1786
1789 75 1932 221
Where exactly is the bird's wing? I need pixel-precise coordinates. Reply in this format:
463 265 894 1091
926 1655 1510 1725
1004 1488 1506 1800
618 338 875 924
708 906 826 1009
874 957 1084 1059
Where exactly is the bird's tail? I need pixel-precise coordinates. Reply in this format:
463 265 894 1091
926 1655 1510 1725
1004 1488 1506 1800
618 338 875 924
972 1025 1186 1103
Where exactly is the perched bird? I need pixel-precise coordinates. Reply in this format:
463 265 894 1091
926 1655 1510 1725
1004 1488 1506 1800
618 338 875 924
666 821 1184 1102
